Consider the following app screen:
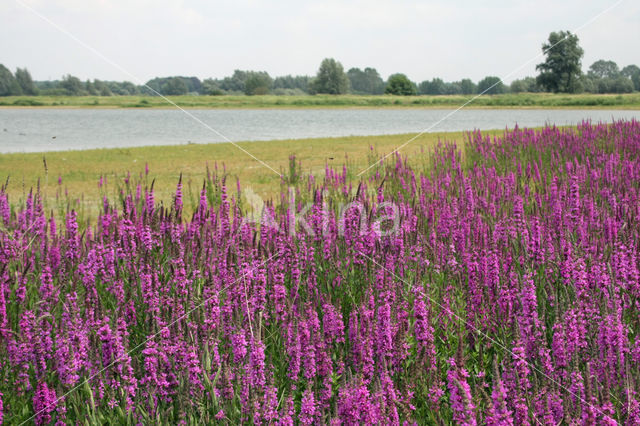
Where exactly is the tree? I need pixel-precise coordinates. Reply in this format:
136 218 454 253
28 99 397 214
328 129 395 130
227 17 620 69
0 64 22 96
510 77 540 93
60 74 85 96
15 68 37 95
418 78 446 95
162 77 188 95
347 67 384 94
536 31 584 93
244 71 272 95
621 65 640 78
588 60 619 79
310 58 349 95
459 79 476 95
93 80 113 96
444 82 463 95
621 65 640 91
273 75 311 92
202 78 224 95
385 74 416 96
477 76 505 95
611 76 634 93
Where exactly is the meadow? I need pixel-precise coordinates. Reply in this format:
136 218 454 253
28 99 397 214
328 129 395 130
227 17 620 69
1 93 640 109
1 120 640 424
0 131 493 221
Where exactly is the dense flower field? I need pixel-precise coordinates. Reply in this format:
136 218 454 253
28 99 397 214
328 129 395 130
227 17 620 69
1 120 640 424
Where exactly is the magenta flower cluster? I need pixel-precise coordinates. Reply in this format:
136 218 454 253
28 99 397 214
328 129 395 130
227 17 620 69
0 120 639 424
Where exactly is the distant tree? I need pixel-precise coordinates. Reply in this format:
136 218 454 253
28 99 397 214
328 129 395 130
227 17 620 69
202 78 224 95
418 78 446 95
581 75 597 93
273 75 311 92
347 67 384 94
586 60 635 93
120 81 142 95
611 76 634 93
459 79 476 95
183 77 202 94
621 65 640 78
60 74 85 96
162 77 188 95
588 60 620 79
15 68 36 95
510 77 540 93
444 82 462 95
477 76 505 95
385 74 416 96
218 70 248 93
621 65 640 91
510 79 528 93
244 71 272 95
93 80 113 96
0 64 22 96
310 58 349 95
536 31 584 93
85 80 98 96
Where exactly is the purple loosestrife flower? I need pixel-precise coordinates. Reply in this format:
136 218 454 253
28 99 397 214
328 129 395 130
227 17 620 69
249 339 266 389
376 301 393 360
486 376 513 425
232 330 248 364
446 359 477 426
277 396 295 426
261 385 279 423
0 279 7 339
65 210 79 261
413 292 436 370
300 389 316 425
33 381 57 426
300 319 317 381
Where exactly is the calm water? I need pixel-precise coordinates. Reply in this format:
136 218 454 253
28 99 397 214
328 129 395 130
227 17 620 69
0 108 639 153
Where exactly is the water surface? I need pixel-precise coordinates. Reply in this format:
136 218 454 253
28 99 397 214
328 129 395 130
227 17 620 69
0 108 638 153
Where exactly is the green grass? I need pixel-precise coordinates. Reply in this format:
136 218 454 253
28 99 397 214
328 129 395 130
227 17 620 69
1 93 640 109
1 131 497 219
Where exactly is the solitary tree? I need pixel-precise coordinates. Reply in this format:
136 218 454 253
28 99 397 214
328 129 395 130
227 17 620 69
385 74 416 96
536 31 584 93
310 58 349 95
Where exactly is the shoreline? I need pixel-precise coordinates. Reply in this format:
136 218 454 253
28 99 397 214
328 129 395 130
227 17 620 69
1 93 639 110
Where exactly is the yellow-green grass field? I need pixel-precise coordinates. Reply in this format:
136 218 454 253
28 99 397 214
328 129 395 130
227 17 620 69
1 93 640 109
1 131 502 219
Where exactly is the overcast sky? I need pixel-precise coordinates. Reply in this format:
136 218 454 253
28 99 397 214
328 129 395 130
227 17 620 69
1 0 638 84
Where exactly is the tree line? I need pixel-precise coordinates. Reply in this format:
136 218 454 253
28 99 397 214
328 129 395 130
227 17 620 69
1 31 638 97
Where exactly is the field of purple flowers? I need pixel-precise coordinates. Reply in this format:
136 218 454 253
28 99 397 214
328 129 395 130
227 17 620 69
1 120 640 424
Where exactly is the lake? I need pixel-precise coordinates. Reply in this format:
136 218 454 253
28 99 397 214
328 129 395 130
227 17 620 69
1 108 639 153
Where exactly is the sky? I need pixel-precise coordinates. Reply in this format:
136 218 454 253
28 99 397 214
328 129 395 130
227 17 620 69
1 0 639 84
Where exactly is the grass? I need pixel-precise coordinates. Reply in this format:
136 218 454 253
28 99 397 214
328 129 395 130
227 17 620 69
0 131 503 219
1 93 640 109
